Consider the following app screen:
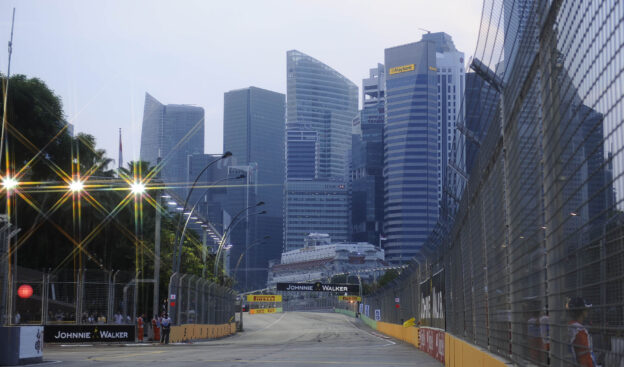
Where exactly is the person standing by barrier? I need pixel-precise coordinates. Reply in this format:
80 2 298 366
160 313 171 344
567 297 597 367
137 314 145 342
152 314 160 342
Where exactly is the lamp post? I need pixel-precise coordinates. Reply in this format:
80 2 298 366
214 202 265 283
175 174 245 277
172 152 231 276
168 152 231 323
233 235 270 289
219 209 267 281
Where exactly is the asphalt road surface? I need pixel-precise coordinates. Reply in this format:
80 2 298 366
43 312 441 366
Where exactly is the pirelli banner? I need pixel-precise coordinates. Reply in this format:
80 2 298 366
249 307 283 315
247 294 282 303
419 269 445 329
338 295 361 302
44 325 135 343
276 282 359 293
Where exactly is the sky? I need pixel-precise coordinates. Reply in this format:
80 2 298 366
0 0 483 166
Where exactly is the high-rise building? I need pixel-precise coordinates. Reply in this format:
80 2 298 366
351 64 385 245
383 33 464 262
285 50 358 179
286 130 318 180
223 86 285 290
140 93 204 197
283 180 350 251
283 50 358 252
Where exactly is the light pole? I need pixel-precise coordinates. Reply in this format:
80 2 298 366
233 235 270 289
172 152 231 276
175 174 245 277
214 202 265 283
168 152 231 323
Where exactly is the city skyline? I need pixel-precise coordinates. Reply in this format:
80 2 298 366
0 1 482 165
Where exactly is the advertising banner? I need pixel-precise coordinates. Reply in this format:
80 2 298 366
338 296 361 302
249 307 283 314
419 269 445 328
374 309 381 321
19 326 43 359
247 295 282 302
418 327 445 363
44 325 135 343
276 282 359 293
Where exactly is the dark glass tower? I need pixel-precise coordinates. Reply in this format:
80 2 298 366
139 93 204 197
352 64 385 245
223 86 285 290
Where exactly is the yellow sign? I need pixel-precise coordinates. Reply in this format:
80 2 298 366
389 64 415 75
338 296 362 302
249 307 282 314
428 66 438 71
246 294 282 303
403 317 416 328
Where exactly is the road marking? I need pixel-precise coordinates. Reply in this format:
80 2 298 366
90 350 165 361
347 319 396 346
60 344 93 347
248 312 287 334
150 359 413 365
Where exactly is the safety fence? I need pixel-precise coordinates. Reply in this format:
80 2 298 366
337 0 624 366
166 272 236 326
4 266 138 325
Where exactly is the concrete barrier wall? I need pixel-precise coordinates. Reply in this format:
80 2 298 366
335 308 511 366
334 308 356 318
376 321 419 348
445 333 510 367
169 323 236 343
360 314 377 330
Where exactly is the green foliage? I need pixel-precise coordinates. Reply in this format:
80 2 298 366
1 74 212 289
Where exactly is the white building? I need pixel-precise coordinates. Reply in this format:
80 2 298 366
268 233 386 287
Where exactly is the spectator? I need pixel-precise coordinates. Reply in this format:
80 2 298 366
567 297 597 367
160 313 171 344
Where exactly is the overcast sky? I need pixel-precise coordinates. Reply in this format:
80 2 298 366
0 0 482 165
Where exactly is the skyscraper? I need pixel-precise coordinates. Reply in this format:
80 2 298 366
283 50 358 251
140 93 204 196
286 130 318 180
286 50 358 179
352 64 385 245
223 86 285 290
383 33 464 262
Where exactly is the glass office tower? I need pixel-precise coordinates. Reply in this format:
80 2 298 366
352 64 385 245
223 87 285 290
284 50 358 251
383 33 464 263
139 92 204 198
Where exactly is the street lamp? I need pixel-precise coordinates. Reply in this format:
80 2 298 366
69 179 84 192
214 202 265 282
2 177 17 191
233 235 270 282
172 151 232 275
174 173 245 277
130 182 146 195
